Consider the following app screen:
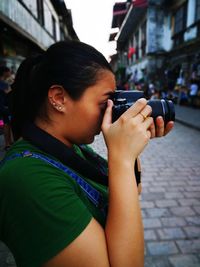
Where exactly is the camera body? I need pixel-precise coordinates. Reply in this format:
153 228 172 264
111 90 175 124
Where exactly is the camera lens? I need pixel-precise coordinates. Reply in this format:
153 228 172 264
111 90 175 124
147 99 175 124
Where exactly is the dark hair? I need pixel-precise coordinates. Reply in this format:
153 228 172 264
0 66 10 77
12 40 113 139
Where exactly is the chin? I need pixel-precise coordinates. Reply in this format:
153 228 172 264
87 136 95 144
79 135 95 145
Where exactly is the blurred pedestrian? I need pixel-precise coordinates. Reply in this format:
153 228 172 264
150 89 161 100
0 40 174 267
179 85 189 106
147 82 155 98
0 66 13 150
189 79 199 107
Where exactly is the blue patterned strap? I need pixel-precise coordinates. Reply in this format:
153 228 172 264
0 150 105 209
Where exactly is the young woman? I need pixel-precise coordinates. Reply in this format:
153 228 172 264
0 40 173 267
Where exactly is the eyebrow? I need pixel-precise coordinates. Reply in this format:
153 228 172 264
103 91 115 97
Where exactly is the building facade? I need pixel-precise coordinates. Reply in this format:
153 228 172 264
110 0 200 91
0 0 78 71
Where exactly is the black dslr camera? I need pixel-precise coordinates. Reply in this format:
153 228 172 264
111 90 175 124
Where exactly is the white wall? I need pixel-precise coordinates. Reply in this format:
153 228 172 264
0 0 53 48
147 6 173 53
162 15 173 51
129 58 148 81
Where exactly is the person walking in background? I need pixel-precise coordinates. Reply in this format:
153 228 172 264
150 89 161 100
0 40 174 267
189 79 199 108
0 66 13 150
179 85 189 106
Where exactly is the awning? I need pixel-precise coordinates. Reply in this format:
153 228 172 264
132 0 148 8
111 2 129 28
116 5 147 48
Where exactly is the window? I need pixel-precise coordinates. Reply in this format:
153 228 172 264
196 0 200 21
174 3 187 34
37 0 44 26
173 3 187 46
141 21 146 57
19 0 38 17
135 31 139 60
60 27 65 41
52 16 56 40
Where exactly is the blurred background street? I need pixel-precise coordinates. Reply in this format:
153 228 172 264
0 0 200 266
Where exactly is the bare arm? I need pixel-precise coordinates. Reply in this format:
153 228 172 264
102 99 152 267
105 156 144 267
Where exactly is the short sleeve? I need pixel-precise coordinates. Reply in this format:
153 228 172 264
0 157 92 267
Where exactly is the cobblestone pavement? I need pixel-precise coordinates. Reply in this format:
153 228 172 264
91 121 200 267
0 121 200 267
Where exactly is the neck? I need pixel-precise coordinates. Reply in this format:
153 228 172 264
34 119 73 147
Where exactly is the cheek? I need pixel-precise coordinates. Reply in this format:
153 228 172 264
77 102 103 128
85 110 103 132
89 111 101 127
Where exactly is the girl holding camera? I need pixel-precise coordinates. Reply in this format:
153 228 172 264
0 40 173 267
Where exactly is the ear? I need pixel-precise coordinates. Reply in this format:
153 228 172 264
48 85 67 112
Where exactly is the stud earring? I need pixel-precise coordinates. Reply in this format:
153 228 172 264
57 105 62 111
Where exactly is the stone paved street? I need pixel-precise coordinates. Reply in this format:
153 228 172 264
91 121 200 267
0 121 200 266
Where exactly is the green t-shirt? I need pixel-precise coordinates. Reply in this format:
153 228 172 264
0 139 108 267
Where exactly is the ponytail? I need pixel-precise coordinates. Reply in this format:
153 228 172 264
11 54 44 140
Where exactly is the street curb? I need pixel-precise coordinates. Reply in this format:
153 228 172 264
175 118 200 131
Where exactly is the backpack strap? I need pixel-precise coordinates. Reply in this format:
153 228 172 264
0 151 107 214
22 123 109 186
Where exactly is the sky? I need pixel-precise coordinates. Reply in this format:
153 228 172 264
64 0 125 60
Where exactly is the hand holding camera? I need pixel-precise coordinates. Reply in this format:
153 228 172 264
102 90 175 161
111 90 175 124
111 90 175 138
102 97 153 161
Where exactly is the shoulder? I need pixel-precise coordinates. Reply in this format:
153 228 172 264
0 141 93 267
0 140 81 198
